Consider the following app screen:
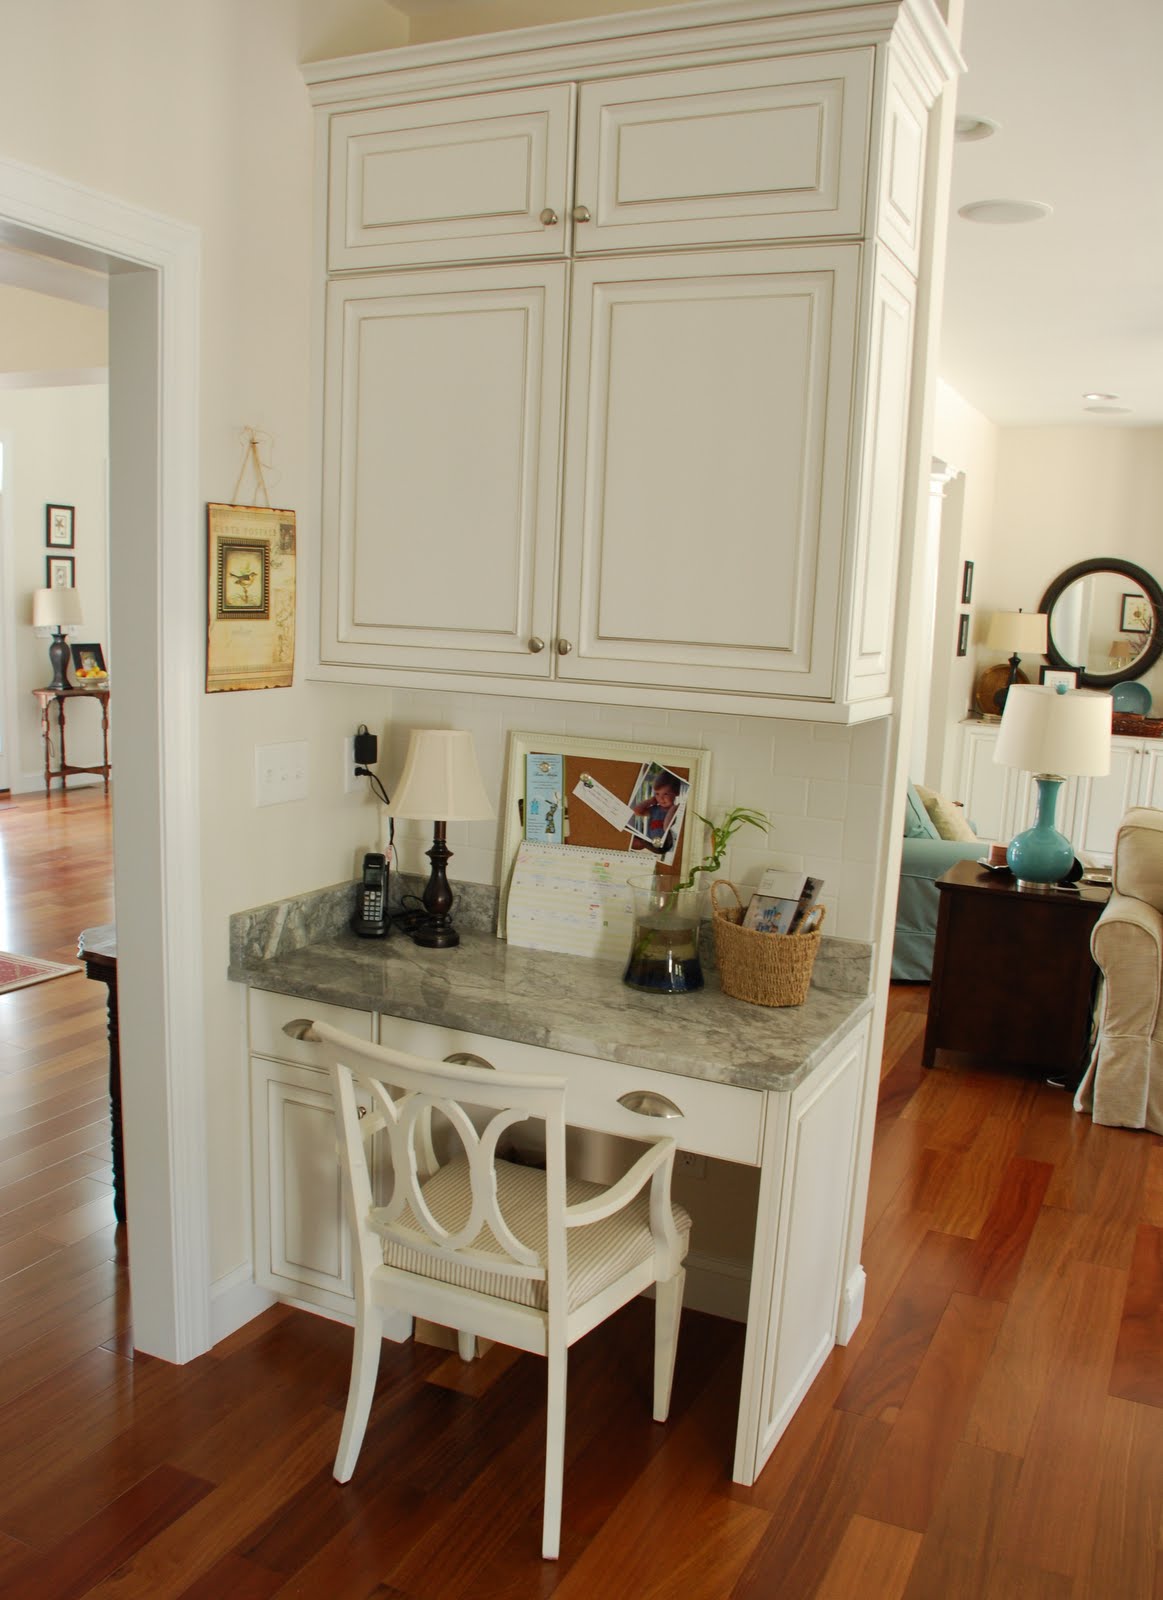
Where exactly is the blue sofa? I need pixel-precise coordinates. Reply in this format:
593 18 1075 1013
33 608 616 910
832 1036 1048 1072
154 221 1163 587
892 783 983 981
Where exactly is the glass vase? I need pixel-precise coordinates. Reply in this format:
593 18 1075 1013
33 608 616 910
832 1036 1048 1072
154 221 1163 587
622 875 705 994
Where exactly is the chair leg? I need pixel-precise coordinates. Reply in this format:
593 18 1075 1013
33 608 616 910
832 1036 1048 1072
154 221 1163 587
653 1267 686 1423
541 1342 568 1560
333 1303 383 1483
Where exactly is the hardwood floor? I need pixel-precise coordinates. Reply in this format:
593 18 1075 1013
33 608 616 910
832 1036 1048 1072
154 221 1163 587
0 787 1160 1597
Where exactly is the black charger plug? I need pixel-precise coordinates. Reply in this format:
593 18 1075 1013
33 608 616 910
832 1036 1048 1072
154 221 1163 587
353 725 378 767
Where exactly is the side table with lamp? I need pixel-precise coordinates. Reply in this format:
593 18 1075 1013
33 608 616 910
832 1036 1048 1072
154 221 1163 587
923 684 1114 1084
31 586 112 795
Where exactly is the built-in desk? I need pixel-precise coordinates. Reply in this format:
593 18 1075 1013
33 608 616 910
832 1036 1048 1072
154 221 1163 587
231 921 873 1488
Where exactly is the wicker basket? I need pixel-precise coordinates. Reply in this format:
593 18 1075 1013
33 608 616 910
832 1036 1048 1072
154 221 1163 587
710 881 825 1008
1111 712 1163 738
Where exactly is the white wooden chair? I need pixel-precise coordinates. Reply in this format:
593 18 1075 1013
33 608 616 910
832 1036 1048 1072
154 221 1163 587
286 1018 690 1560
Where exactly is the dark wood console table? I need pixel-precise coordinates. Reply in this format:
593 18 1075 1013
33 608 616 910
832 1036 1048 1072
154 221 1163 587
77 924 123 1223
922 860 1110 1087
32 686 111 795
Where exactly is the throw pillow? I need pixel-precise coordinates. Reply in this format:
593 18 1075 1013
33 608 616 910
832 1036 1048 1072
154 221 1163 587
915 783 977 843
904 781 940 839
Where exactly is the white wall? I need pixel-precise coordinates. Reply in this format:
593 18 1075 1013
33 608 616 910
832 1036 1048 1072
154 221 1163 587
0 384 110 781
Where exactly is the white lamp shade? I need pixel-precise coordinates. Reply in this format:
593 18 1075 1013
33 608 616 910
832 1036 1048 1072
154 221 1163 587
32 587 83 629
993 684 1112 777
984 610 1048 655
389 729 495 821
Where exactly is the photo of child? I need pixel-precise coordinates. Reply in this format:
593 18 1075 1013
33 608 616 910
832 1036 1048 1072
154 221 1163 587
626 764 689 863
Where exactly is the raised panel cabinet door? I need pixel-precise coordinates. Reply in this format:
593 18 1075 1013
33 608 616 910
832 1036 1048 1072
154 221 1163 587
573 51 872 252
251 1058 355 1313
328 84 573 269
1139 744 1163 810
1072 741 1143 864
958 723 1018 843
320 264 566 677
556 246 858 700
843 248 916 701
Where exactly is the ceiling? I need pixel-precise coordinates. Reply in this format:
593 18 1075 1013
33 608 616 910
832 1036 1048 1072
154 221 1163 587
941 0 1163 427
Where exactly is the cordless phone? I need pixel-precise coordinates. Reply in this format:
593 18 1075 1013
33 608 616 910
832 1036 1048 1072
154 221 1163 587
352 852 390 938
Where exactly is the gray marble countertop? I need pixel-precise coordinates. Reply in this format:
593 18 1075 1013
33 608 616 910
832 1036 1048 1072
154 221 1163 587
230 928 873 1095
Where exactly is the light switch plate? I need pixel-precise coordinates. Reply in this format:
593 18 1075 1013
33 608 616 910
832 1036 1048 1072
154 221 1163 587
255 741 309 806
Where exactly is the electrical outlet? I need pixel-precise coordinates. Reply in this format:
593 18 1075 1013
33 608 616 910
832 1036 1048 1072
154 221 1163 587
343 736 361 794
254 741 309 807
676 1150 706 1179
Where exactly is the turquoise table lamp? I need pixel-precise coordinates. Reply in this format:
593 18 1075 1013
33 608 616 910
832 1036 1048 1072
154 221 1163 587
993 684 1112 886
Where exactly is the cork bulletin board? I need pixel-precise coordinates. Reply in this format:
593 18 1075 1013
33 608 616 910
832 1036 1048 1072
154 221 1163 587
499 731 712 934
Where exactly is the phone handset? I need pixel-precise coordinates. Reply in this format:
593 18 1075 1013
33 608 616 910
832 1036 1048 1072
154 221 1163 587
352 851 390 938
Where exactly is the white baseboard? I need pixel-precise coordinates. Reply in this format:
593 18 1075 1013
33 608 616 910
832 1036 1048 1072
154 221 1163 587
10 769 105 795
836 1265 865 1345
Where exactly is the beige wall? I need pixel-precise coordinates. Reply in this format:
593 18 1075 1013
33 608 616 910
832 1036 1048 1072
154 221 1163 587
0 384 110 779
0 285 107 376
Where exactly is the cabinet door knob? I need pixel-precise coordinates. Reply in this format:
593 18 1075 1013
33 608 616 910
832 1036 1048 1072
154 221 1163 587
528 636 545 653
556 638 572 655
571 204 591 223
539 207 559 227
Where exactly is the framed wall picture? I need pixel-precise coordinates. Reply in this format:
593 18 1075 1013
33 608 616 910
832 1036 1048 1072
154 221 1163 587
1039 666 1078 691
46 555 75 589
961 560 974 604
957 612 970 656
206 502 296 691
1121 591 1152 633
46 504 75 548
498 731 711 934
69 642 107 679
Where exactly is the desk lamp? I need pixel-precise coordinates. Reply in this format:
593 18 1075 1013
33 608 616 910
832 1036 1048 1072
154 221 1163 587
389 729 494 947
984 609 1048 711
32 587 83 691
993 684 1112 886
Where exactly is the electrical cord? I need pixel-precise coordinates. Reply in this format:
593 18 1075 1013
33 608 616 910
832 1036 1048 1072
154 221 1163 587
354 766 391 808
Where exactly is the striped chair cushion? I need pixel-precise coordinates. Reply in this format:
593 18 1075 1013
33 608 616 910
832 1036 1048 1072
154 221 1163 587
373 1156 690 1314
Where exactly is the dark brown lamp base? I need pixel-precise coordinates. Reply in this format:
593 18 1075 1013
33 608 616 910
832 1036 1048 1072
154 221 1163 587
411 821 461 947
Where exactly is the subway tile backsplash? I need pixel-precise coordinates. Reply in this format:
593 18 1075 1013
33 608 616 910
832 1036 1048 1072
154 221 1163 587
383 690 891 942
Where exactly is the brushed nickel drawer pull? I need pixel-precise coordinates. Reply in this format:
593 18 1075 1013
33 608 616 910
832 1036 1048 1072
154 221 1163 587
617 1090 682 1119
444 1051 496 1072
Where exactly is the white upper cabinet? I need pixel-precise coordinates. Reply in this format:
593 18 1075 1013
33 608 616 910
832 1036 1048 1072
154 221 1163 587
328 85 574 269
320 263 566 677
572 52 871 252
557 246 857 698
308 2 960 719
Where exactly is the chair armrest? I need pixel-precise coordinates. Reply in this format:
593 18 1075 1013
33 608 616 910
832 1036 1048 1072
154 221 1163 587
900 837 983 880
564 1138 675 1228
1092 891 1163 961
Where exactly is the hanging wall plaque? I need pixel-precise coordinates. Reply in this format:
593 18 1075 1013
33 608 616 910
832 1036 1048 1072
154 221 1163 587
206 502 296 691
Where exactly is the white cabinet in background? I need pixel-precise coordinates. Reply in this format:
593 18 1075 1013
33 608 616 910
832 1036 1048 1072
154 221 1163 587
957 721 1162 865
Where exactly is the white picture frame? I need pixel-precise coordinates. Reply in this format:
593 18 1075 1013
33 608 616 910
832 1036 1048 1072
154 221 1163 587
498 731 711 936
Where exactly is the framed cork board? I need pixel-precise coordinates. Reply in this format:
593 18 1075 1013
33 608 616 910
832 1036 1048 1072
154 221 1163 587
499 730 711 933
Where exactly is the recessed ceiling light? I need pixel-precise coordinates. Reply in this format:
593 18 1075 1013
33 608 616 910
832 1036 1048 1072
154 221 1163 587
958 199 1053 225
1082 391 1118 402
955 114 1000 142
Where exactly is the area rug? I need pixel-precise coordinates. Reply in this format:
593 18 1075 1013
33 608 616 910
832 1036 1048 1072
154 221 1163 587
0 952 82 994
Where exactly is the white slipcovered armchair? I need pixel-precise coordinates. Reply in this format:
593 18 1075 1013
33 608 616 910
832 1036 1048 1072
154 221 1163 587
1075 807 1163 1133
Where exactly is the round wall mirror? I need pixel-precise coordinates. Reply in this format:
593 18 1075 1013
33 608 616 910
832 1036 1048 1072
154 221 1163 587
1039 559 1163 688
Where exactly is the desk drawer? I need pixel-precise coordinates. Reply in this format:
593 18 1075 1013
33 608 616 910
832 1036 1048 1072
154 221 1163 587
249 988 374 1067
377 1014 764 1167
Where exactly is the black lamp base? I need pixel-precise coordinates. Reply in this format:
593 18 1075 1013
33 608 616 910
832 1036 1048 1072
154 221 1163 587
993 651 1022 714
411 822 460 948
46 628 72 692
